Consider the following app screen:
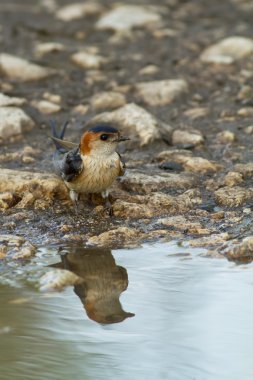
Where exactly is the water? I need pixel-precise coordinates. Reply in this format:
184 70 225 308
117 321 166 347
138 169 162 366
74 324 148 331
1 242 253 380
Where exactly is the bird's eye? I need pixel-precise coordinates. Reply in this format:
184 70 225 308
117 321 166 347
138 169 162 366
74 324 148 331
100 134 109 141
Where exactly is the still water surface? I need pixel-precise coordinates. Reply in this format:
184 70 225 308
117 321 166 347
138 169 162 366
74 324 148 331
1 242 253 380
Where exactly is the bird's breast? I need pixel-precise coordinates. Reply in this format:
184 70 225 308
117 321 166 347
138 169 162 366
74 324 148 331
66 153 121 193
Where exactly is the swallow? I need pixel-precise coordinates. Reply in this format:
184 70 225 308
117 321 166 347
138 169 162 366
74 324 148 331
50 121 129 214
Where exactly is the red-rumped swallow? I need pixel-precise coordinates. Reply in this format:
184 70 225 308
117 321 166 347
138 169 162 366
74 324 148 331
50 121 129 214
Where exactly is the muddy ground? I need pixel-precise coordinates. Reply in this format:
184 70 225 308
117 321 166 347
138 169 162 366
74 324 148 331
1 0 253 262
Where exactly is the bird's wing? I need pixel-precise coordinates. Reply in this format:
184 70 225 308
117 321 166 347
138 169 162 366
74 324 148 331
117 153 126 176
53 146 84 182
50 136 79 151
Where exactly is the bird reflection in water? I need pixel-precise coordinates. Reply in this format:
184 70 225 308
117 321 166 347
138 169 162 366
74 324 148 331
53 246 135 324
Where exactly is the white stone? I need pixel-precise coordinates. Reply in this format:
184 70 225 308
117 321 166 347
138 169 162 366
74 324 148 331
90 91 126 110
135 79 188 106
0 93 26 107
56 2 102 21
31 100 61 114
0 53 56 81
89 103 172 146
96 5 161 31
200 36 253 64
35 42 65 56
71 51 107 69
0 107 35 140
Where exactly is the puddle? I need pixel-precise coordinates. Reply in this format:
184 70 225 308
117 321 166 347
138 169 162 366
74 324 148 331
1 242 253 380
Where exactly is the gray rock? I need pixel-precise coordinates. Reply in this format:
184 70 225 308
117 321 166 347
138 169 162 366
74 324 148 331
96 5 161 31
135 79 188 106
0 107 35 140
0 53 56 81
200 36 253 64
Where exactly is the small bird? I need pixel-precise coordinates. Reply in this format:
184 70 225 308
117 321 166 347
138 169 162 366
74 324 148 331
50 121 129 214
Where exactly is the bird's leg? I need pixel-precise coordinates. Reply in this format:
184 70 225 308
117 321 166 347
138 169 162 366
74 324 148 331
101 190 113 216
69 190 79 213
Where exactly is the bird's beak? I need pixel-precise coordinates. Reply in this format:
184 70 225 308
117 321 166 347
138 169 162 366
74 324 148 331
116 136 130 142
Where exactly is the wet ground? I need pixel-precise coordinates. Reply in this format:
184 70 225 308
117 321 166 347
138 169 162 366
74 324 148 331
1 242 253 380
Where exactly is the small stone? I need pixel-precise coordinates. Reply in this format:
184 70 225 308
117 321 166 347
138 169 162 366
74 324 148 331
158 161 183 171
72 104 89 114
87 227 143 247
183 107 209 120
71 51 107 69
43 92 61 104
216 131 235 143
172 129 204 146
40 269 84 292
138 65 159 75
183 157 220 173
0 53 56 81
153 28 179 38
35 42 65 57
188 233 229 248
0 93 26 107
31 100 61 114
0 107 34 140
243 207 251 214
238 107 253 117
90 91 126 110
244 125 253 134
0 192 16 209
200 36 253 64
224 171 243 187
12 242 36 259
0 235 36 260
96 5 161 31
215 186 253 207
234 163 253 177
135 79 188 106
88 103 173 146
236 85 253 103
224 236 253 263
56 2 102 21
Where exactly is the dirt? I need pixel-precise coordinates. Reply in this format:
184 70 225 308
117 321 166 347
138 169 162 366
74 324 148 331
1 0 253 260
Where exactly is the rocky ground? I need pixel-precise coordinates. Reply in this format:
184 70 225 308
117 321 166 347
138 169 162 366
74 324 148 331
1 0 253 263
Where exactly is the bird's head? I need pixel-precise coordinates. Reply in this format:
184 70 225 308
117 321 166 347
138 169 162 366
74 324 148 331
80 125 129 156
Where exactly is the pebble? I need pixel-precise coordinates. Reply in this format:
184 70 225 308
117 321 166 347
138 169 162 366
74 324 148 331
200 36 253 64
216 130 235 143
31 100 61 114
35 42 65 57
138 65 159 76
0 107 34 140
234 163 253 177
224 171 243 187
71 51 107 69
172 129 204 146
0 93 26 107
135 79 188 106
90 91 126 110
183 107 209 120
88 103 173 146
87 227 143 247
56 2 103 21
237 107 253 117
183 157 220 173
96 5 161 31
224 236 253 263
0 235 36 260
215 186 253 207
0 53 56 81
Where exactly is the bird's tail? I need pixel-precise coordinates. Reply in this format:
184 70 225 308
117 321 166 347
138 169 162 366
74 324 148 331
49 120 69 152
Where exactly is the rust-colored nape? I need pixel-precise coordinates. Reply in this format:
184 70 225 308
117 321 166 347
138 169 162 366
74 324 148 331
80 131 96 155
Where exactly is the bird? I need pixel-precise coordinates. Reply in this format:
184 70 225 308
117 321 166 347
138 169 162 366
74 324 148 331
50 121 129 214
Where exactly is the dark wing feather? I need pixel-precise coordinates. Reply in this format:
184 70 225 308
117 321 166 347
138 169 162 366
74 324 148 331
53 147 84 182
